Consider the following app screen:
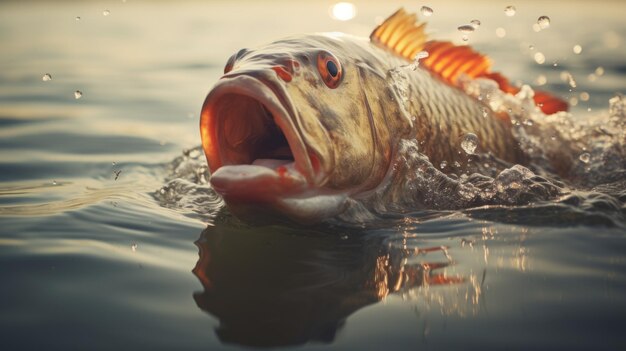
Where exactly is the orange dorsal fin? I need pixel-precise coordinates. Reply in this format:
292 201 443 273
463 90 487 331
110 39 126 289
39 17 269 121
421 40 492 85
371 9 569 114
370 8 429 62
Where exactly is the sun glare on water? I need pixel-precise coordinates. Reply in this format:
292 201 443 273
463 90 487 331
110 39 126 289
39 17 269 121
330 2 356 21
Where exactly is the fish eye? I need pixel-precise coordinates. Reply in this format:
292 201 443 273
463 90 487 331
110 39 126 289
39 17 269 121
317 51 342 89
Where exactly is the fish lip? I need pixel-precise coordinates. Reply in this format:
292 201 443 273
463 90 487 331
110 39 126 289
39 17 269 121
200 74 316 186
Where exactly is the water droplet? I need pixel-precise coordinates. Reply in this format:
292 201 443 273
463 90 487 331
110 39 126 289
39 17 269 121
103 10 110 16
461 133 479 154
534 52 545 64
588 73 597 82
580 92 590 101
52 180 57 185
553 62 558 67
74 90 83 99
454 161 461 168
462 35 469 42
579 153 590 163
573 45 582 54
340 234 348 240
458 25 475 34
587 107 592 112
569 97 579 106
112 162 116 166
440 161 448 169
550 135 557 141
528 44 535 50
421 6 433 17
42 73 52 81
131 243 138 252
504 6 516 17
595 66 604 76
470 19 481 28
537 16 550 29
75 16 81 21
496 27 506 38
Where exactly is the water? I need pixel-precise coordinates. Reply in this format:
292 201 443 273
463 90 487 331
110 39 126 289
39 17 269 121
1 1 625 350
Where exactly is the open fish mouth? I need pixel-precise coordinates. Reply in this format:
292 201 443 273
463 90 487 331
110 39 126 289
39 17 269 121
200 74 315 202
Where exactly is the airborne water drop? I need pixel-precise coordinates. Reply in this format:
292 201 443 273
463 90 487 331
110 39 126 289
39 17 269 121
461 133 479 154
42 73 52 81
74 90 83 99
537 16 550 29
421 6 433 17
504 6 516 17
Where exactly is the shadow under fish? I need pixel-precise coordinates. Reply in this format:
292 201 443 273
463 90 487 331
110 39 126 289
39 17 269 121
192 225 461 348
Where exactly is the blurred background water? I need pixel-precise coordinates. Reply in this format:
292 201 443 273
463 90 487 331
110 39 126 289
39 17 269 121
1 1 625 350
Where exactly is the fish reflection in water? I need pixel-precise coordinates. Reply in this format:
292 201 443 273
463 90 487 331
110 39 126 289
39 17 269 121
192 224 467 347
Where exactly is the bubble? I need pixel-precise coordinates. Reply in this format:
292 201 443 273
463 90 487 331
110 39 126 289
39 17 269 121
42 73 52 81
595 66 605 76
569 97 579 106
532 23 542 32
470 19 481 28
579 153 590 163
421 6 433 17
496 27 506 38
103 10 110 16
440 161 448 169
573 45 582 54
534 52 545 64
330 2 356 21
580 92 590 101
131 243 138 252
528 44 535 50
112 162 117 166
504 5 516 16
74 90 83 99
537 16 550 29
458 25 475 34
461 133 479 154
75 16 81 21
588 73 597 82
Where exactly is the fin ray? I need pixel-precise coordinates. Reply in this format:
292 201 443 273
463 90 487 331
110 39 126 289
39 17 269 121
371 8 568 114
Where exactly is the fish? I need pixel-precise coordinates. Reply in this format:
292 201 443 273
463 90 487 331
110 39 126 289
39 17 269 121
199 8 568 223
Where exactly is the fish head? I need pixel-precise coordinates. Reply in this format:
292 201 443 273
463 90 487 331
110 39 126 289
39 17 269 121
200 34 403 223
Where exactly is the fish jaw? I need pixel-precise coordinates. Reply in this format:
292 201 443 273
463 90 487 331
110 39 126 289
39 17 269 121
200 74 346 223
